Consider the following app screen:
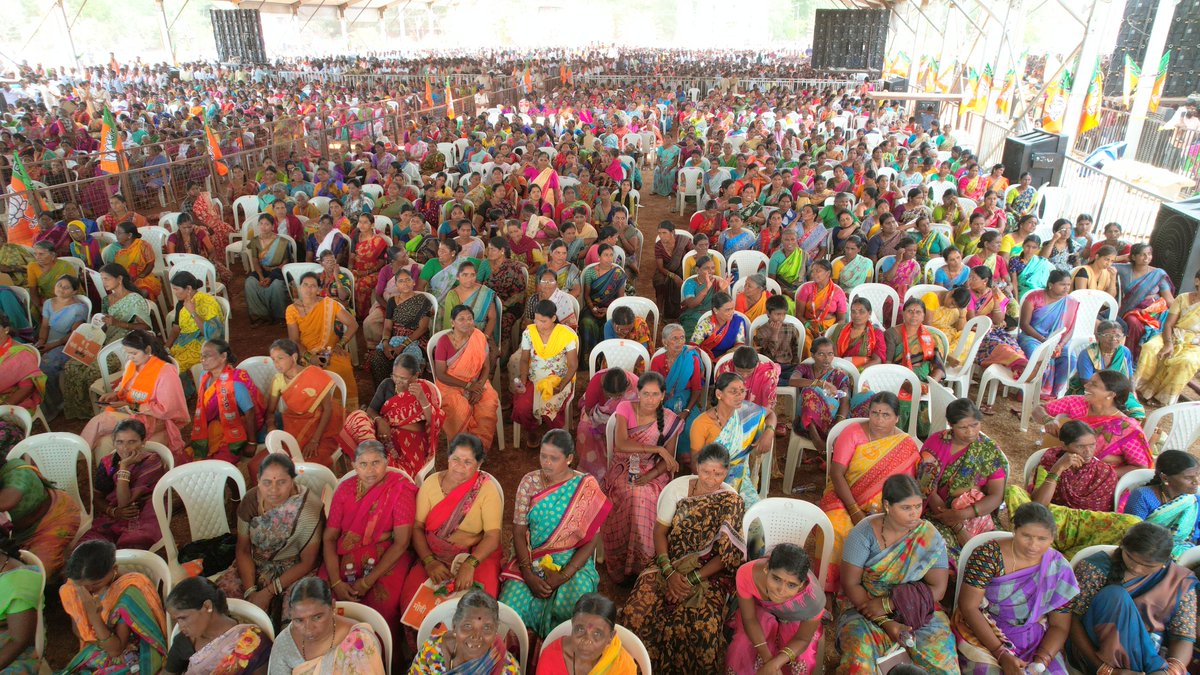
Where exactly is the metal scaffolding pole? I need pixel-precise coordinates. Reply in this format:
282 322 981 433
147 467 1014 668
1059 0 1109 140
155 0 177 65
55 0 80 71
1125 0 1179 159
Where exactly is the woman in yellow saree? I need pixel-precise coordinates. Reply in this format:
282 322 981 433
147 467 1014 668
538 594 637 675
434 305 500 450
103 221 163 302
819 392 920 592
164 271 224 390
1136 269 1200 405
286 272 360 410
267 578 386 675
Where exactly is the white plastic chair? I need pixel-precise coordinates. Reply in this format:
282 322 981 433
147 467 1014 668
2 286 33 328
955 531 1013 604
823 417 870 472
115 548 173 600
167 258 227 300
327 371 349 408
361 184 384 202
742 498 835 589
1143 402 1200 455
8 433 93 540
976 328 1066 431
607 297 661 339
231 194 260 233
748 315 805 364
309 197 332 215
282 262 323 300
295 462 338 502
676 167 704 213
1024 448 1049 487
589 339 652 378
236 356 277 396
1114 468 1155 511
541 620 651 673
1071 544 1117 567
227 598 276 639
904 284 947 304
427 330 504 451
1176 545 1200 569
727 250 770 280
417 598 529 672
88 341 131 414
1068 289 1118 343
0 405 32 437
152 460 247 581
859 365 922 437
337 601 394 674
682 250 727 278
224 213 258 269
944 315 993 398
848 283 900 326
927 379 957 437
731 275 782 296
17 550 46 665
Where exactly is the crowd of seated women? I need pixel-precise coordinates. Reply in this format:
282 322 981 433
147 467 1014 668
2 53 1200 675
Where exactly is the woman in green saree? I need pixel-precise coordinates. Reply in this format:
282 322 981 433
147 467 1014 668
243 214 292 325
1123 450 1200 559
441 261 499 345
26 241 75 324
0 530 41 674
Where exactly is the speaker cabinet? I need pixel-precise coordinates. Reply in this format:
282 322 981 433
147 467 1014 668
1002 130 1070 187
1150 195 1200 292
210 9 267 64
812 9 891 72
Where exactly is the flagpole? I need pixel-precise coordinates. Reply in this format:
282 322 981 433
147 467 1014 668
1058 0 1109 143
1125 0 1179 160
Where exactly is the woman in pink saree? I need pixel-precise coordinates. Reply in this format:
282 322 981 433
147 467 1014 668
183 181 235 263
602 373 683 584
79 419 165 549
523 150 562 211
323 440 417 626
575 368 639 482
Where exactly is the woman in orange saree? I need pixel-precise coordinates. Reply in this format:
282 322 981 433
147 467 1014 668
433 306 500 450
80 330 189 461
286 272 360 411
257 339 345 472
103 222 163 302
796 260 848 358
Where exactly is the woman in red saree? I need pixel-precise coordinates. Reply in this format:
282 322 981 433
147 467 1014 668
402 434 503 626
796 260 848 358
323 440 417 626
184 181 235 257
338 353 446 478
350 214 389 321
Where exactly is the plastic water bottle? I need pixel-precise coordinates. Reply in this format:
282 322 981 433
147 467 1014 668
1027 664 1046 674
363 558 377 578
628 454 641 483
898 630 915 649
344 562 357 584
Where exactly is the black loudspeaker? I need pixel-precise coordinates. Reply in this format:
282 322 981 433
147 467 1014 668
1150 196 1200 292
812 9 891 72
1106 0 1200 99
210 9 267 64
884 77 907 92
1001 130 1070 187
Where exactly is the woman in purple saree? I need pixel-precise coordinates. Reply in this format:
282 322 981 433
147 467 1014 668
953 503 1079 674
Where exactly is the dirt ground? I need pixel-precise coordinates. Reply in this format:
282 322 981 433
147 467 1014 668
37 188 1069 668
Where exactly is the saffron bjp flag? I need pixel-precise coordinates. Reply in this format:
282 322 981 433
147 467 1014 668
1079 59 1104 134
975 65 994 113
1123 54 1140 108
1150 50 1170 112
445 80 455 120
964 67 981 112
995 68 1016 115
99 107 122 174
204 124 228 177
6 154 42 246
566 65 573 85
424 78 434 108
523 66 533 92
1041 69 1072 133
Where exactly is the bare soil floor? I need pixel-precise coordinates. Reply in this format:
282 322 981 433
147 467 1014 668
38 190 1062 668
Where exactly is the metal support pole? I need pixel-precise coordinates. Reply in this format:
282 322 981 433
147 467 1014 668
378 8 387 41
1059 0 1109 141
338 6 350 50
54 0 80 71
155 0 176 65
1125 0 1178 159
908 4 923 89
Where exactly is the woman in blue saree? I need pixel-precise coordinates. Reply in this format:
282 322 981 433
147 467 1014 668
580 244 626 357
1009 235 1053 301
1067 321 1145 419
499 430 611 637
1114 243 1175 361
717 213 757 258
1018 270 1079 398
653 135 681 197
1122 450 1200 559
837 475 960 674
651 324 705 468
691 292 746 361
440 261 499 344
679 254 729 339
689 371 775 508
1068 522 1197 675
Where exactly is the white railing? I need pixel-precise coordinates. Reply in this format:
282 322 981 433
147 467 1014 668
1056 156 1172 241
572 74 865 94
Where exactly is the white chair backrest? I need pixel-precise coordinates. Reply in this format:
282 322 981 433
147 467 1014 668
848 283 900 326
264 429 305 463
955 531 1013 604
825 417 868 465
232 195 260 230
1068 289 1118 340
115 548 173 599
731 275 783 296
236 356 278 396
327 372 349 408
1023 448 1049 487
1021 328 1067 384
8 432 93 521
858 365 922 437
227 598 276 639
295 462 338 502
927 379 957 436
282 262 323 298
336 601 393 674
17 550 46 659
1071 544 1117 567
152 461 247 572
141 441 176 473
589 339 652 378
0 405 32 437
1177 545 1200 570
952 315 994 367
750 314 805 360
904 284 947 305
541 621 652 674
741 498 835 590
727 250 770 279
1143 401 1200 455
606 296 661 339
416 597 529 671
1114 468 1156 511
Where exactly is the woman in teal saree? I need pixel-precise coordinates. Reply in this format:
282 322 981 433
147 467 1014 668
689 372 775 509
651 324 705 468
580 244 626 356
1122 450 1200 559
1018 270 1079 398
499 430 611 637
